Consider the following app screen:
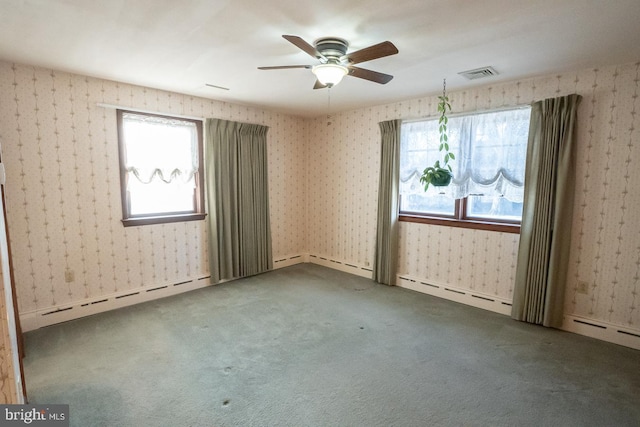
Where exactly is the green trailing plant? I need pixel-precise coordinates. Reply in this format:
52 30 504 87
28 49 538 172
420 79 455 190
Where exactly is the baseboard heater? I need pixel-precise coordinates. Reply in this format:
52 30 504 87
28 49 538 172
308 254 372 279
396 275 639 350
20 275 214 331
563 315 640 350
396 275 512 316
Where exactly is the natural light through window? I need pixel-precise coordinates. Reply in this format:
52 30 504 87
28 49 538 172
117 110 205 226
399 107 531 231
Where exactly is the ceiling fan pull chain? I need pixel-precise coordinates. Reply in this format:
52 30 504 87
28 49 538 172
327 88 332 126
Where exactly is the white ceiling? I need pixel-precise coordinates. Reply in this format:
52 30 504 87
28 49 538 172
1 0 639 118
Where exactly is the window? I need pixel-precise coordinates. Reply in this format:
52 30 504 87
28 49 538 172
399 107 531 233
117 110 205 226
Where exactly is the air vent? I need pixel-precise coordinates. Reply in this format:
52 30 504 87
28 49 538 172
458 66 499 80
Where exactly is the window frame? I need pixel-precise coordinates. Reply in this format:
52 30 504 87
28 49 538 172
116 109 206 227
399 106 529 234
400 199 521 234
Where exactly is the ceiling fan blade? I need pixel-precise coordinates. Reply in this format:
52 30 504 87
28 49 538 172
282 35 326 60
258 65 312 70
313 80 327 90
348 66 394 84
343 41 398 65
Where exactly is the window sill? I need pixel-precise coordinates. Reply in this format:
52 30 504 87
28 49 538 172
399 214 520 234
122 213 206 227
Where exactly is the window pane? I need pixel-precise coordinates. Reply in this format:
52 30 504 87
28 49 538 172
466 194 523 221
123 113 197 182
129 178 195 216
399 119 459 216
466 110 530 189
401 192 455 216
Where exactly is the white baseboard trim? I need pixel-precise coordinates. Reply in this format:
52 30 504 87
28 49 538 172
282 260 640 351
20 274 215 332
307 254 373 279
561 314 640 351
394 273 640 350
273 254 308 269
396 274 513 316
21 254 640 351
21 253 310 332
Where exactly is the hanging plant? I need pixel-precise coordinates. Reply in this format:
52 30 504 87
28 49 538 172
420 79 455 190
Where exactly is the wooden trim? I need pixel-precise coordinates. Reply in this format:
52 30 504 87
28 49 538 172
400 196 521 234
116 110 130 222
399 214 520 234
194 120 205 216
460 197 469 219
1 181 27 401
460 197 521 227
454 198 462 218
122 213 206 227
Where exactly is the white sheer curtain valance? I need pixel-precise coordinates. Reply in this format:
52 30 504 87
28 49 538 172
122 112 199 185
400 107 531 201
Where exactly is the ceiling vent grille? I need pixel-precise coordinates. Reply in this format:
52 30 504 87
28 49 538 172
458 66 499 80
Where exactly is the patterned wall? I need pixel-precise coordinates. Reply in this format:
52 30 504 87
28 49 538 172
305 109 383 266
1 58 639 337
0 61 307 316
306 61 640 331
568 63 640 328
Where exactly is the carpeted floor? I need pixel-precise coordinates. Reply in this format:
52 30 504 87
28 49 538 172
23 264 640 426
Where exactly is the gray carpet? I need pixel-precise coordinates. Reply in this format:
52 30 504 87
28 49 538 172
23 264 640 427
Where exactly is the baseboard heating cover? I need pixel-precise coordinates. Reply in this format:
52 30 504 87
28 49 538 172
21 255 309 331
394 274 640 350
273 254 309 269
20 253 640 351
561 315 640 351
20 275 214 331
307 254 373 279
284 258 640 351
396 274 512 316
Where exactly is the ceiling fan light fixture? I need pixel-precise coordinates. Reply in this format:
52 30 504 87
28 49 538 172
312 63 348 87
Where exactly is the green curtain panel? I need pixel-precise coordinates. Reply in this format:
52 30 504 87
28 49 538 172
512 94 581 327
205 118 273 283
373 119 401 286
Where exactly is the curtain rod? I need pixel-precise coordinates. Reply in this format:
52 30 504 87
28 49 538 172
96 103 204 121
402 103 532 124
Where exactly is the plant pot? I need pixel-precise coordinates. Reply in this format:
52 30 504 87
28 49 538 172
431 170 452 187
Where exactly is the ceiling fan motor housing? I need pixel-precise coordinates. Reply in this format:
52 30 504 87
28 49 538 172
314 38 349 63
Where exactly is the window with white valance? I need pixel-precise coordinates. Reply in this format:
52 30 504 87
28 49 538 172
400 106 531 228
117 110 205 226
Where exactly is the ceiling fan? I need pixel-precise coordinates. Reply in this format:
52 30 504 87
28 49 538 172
258 35 399 89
